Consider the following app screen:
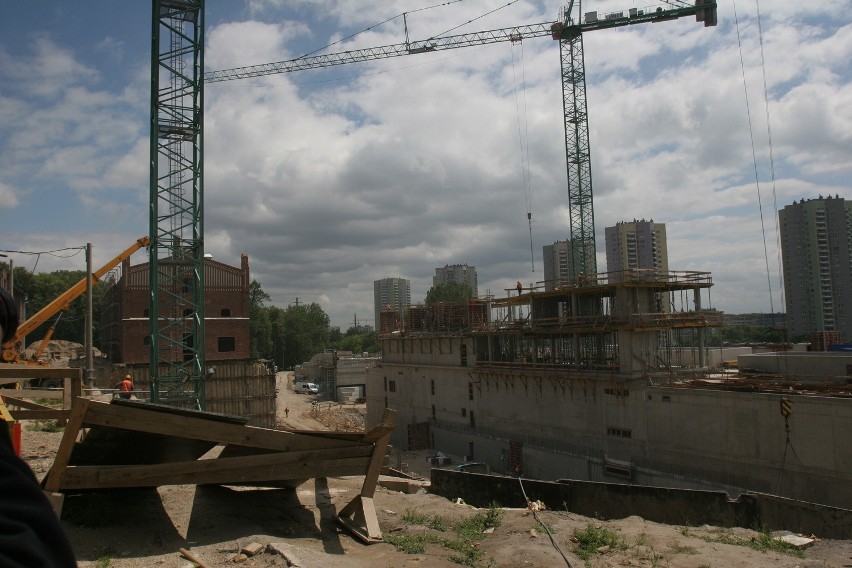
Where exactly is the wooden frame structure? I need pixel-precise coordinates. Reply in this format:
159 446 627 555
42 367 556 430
43 398 396 542
0 365 82 421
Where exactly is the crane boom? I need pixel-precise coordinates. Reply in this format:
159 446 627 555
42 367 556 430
204 1 716 278
1 236 151 363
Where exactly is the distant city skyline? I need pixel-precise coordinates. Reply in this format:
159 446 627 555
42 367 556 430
2 2 848 329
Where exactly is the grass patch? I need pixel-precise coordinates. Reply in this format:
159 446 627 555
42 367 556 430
96 546 116 567
572 523 628 561
26 420 63 433
699 528 803 557
386 503 503 567
669 543 697 554
402 508 449 531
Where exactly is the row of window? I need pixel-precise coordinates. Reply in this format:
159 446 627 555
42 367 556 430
142 335 236 352
142 308 234 317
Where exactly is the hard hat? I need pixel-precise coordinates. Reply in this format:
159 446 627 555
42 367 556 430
125 374 132 379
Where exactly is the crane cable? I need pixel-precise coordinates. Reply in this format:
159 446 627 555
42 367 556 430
511 38 535 272
294 1 468 60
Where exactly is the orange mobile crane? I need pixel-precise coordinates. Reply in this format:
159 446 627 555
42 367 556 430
0 236 150 367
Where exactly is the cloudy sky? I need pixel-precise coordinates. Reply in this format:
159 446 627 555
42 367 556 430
1 1 850 329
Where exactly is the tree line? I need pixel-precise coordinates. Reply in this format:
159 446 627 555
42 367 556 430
2 263 379 369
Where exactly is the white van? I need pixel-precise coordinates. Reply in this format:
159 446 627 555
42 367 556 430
295 382 319 394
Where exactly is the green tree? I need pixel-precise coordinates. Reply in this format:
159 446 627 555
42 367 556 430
425 282 474 305
248 279 272 359
280 302 330 369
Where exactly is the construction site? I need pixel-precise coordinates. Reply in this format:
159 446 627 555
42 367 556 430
2 0 852 566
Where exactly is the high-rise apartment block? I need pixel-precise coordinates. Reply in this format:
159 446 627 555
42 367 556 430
605 220 668 281
780 196 852 341
433 264 478 296
542 240 598 290
374 277 411 330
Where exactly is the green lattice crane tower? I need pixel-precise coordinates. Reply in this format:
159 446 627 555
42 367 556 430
205 2 716 282
149 0 206 409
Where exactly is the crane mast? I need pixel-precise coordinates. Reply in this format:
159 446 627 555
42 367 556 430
205 2 715 281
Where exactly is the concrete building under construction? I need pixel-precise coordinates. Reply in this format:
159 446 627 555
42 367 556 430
366 269 852 510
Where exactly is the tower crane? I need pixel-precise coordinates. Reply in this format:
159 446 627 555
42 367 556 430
206 1 717 278
146 0 715 409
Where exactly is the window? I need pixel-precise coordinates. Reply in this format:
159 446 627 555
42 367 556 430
461 408 467 417
183 309 193 318
143 335 150 346
389 380 396 393
431 380 435 395
470 410 475 428
460 343 468 367
217 337 236 352
606 427 632 439
384 377 388 391
181 278 192 293
143 308 149 317
468 382 474 401
221 308 231 317
431 404 436 420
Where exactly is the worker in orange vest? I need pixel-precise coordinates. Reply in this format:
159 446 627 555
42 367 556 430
116 374 134 400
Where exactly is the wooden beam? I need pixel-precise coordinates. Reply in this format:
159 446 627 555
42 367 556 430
43 397 90 492
57 452 372 490
337 409 396 543
0 366 82 380
1 397 54 411
10 409 71 421
79 400 363 452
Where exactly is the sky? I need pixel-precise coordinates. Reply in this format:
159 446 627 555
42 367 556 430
1 1 850 330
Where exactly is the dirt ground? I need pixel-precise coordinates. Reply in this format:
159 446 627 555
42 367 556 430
18 372 852 567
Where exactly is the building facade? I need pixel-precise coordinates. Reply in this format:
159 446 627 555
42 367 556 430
542 239 598 290
366 274 852 510
101 253 251 364
374 277 411 332
780 196 852 341
433 264 478 296
605 220 668 281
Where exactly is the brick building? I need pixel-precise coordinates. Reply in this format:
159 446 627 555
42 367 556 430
101 253 251 364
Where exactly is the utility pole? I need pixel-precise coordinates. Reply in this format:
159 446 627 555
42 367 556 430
85 243 93 387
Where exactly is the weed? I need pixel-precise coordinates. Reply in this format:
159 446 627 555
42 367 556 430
96 546 116 568
572 523 627 561
649 549 668 568
669 543 697 554
634 532 647 546
27 420 62 433
402 508 448 531
679 525 691 536
699 527 802 557
386 505 503 567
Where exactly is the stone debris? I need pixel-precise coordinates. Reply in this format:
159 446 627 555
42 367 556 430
241 542 265 557
267 542 303 567
775 533 818 549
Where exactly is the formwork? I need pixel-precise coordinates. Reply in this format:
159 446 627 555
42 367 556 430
124 359 276 427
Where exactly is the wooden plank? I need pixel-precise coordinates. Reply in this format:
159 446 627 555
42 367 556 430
1 397 54 411
79 400 359 452
0 367 82 380
43 397 90 492
5 389 63 399
58 455 371 489
11 409 71 421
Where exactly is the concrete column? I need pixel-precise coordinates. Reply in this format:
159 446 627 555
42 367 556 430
694 288 706 367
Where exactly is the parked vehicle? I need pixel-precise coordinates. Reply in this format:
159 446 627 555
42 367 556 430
295 381 319 394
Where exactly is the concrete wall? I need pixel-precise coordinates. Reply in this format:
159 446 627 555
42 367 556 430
430 470 852 540
738 351 852 379
367 347 852 509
